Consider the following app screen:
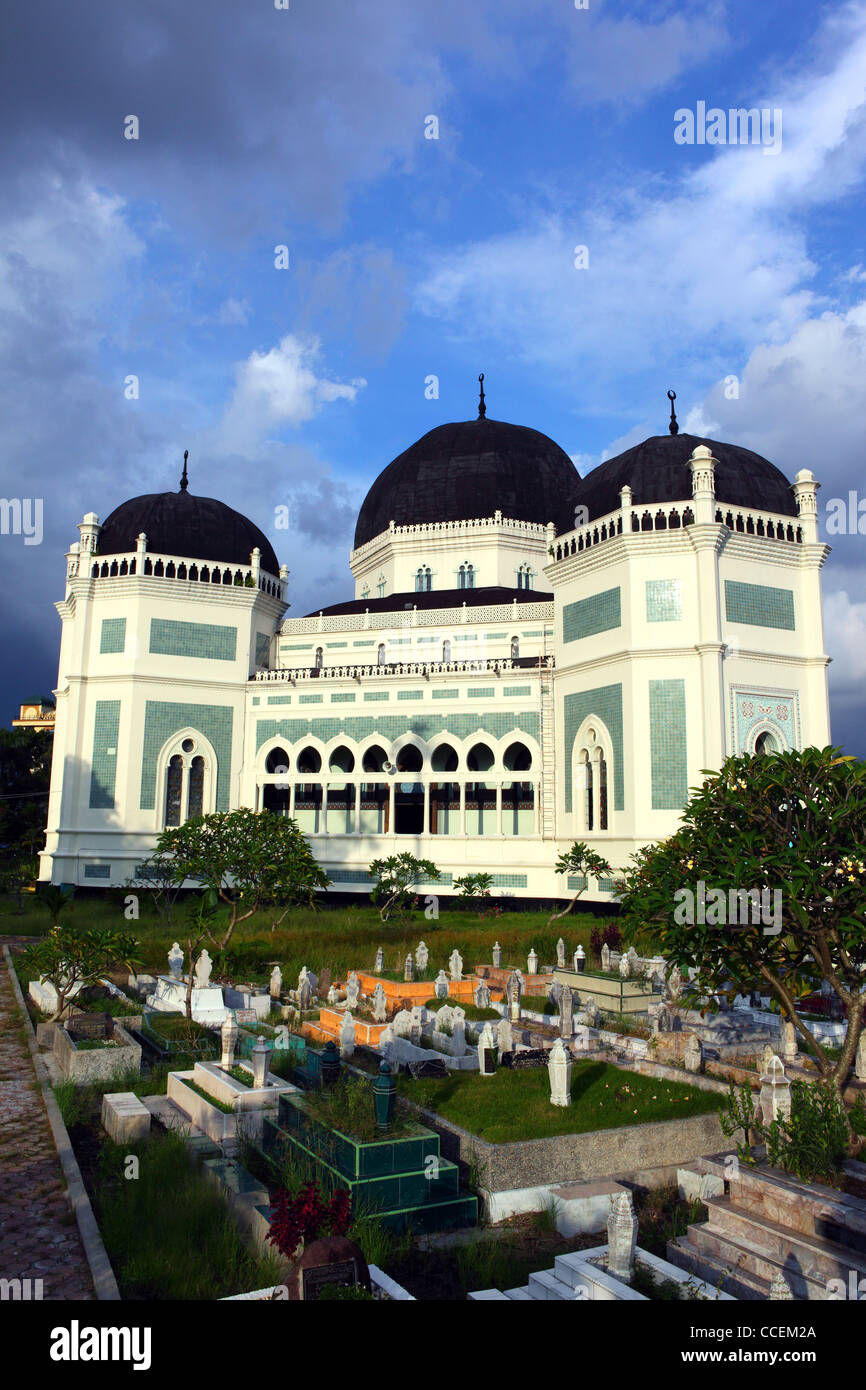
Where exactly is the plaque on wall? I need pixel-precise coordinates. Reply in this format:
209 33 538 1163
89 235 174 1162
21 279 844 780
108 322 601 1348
301 1258 358 1301
234 1009 257 1025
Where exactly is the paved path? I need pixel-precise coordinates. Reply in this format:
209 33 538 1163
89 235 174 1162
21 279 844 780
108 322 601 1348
0 952 94 1300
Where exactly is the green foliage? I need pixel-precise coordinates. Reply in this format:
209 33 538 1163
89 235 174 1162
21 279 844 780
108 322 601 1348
617 747 866 1089
453 873 494 908
20 924 140 1021
38 884 75 926
0 726 52 855
720 1077 852 1184
548 842 612 929
368 853 440 922
181 1077 235 1114
155 807 330 948
305 1076 411 1143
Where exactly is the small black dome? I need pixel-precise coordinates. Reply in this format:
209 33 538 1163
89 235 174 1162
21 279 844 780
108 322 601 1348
97 490 280 574
354 417 580 550
575 433 797 523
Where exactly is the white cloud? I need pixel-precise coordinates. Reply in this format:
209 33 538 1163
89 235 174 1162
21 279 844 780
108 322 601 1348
218 335 366 452
825 588 866 701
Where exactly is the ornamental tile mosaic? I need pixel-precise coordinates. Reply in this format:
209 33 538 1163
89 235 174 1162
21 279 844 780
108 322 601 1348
724 580 795 631
730 686 798 754
398 690 424 700
89 700 121 809
256 712 541 753
503 686 532 697
562 587 621 644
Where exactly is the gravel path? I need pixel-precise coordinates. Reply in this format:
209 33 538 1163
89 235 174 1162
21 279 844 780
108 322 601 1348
0 952 94 1300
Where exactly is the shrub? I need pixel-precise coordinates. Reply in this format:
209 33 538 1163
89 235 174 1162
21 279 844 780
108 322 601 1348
720 1078 851 1185
590 922 622 958
267 1182 352 1260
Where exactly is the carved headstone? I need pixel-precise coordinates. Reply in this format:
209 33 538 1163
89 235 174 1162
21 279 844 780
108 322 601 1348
345 972 360 1009
409 1007 424 1044
434 969 449 999
506 969 523 1020
856 1033 866 1083
167 942 184 980
684 1033 703 1074
759 1054 791 1122
601 943 611 973
327 985 338 1006
220 1015 238 1069
478 1022 497 1076
556 938 566 969
769 1270 794 1301
474 981 491 1010
492 941 502 969
527 948 538 975
619 953 631 979
403 953 415 983
340 1011 356 1059
392 1009 414 1039
581 995 600 1029
497 1017 513 1056
573 945 586 974
607 1192 637 1284
251 1035 271 1089
548 1037 572 1106
372 982 388 1023
449 950 463 982
318 968 331 1000
451 1008 466 1055
558 985 574 1040
194 949 212 989
298 978 312 1013
269 966 282 1000
782 1019 798 1062
374 946 385 974
416 941 429 971
760 1042 775 1076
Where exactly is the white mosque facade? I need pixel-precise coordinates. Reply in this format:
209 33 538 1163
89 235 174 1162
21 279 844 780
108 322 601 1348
40 396 831 903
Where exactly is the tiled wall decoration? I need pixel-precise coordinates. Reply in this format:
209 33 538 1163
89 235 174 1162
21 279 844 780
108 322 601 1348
503 686 532 697
398 690 424 700
100 618 126 654
331 693 356 703
564 685 624 812
140 701 233 811
251 696 260 706
326 641 348 649
150 618 237 661
299 694 323 705
563 587 621 644
281 643 315 652
267 695 292 705
724 580 795 630
89 701 121 809
255 632 271 667
364 691 390 702
731 686 798 753
649 679 688 809
256 711 541 752
432 689 459 700
84 864 111 879
490 873 528 888
352 640 376 648
646 579 683 623
567 875 588 891
470 688 496 699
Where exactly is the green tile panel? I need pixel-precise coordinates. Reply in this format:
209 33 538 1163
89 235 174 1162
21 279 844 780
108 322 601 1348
364 692 390 702
267 695 292 705
331 693 356 703
646 579 682 623
84 863 111 879
724 580 795 631
89 700 121 809
649 679 688 809
255 632 271 666
282 643 315 651
432 689 459 700
256 711 541 752
99 618 126 654
299 694 323 705
563 587 621 643
503 686 532 697
398 690 424 701
150 618 237 661
470 688 495 699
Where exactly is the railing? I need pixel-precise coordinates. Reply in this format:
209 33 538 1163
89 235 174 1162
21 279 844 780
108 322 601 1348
253 656 554 683
548 498 803 562
350 512 549 562
70 548 286 600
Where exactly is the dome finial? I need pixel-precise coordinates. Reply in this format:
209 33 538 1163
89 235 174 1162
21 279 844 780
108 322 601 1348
180 449 189 492
667 389 679 436
477 373 486 419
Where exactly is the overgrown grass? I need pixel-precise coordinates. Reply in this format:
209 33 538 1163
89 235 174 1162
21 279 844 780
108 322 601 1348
181 1077 234 1114
520 995 556 1015
399 1061 722 1143
424 998 501 1021
94 1130 282 1299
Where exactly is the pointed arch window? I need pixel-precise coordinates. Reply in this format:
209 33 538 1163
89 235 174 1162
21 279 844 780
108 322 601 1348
315 647 323 671
415 566 432 593
458 562 474 590
510 636 519 660
161 736 213 829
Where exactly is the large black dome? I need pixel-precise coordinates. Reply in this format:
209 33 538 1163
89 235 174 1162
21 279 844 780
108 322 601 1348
353 417 580 550
575 433 797 523
97 489 281 575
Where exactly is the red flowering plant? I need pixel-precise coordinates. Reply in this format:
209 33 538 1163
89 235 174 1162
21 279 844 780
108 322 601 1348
266 1182 352 1260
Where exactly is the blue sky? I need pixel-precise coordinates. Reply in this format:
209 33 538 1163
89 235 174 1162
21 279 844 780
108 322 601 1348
2 0 865 751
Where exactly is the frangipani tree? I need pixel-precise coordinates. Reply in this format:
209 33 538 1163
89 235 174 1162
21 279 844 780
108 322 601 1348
547 842 612 930
617 747 866 1095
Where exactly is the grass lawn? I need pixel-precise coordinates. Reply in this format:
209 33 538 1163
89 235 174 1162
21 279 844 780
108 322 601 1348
0 892 641 988
399 1060 721 1143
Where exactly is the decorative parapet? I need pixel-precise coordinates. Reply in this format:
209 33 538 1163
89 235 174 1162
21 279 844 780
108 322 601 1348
279 599 554 635
350 513 549 563
65 544 286 600
252 655 554 684
547 497 803 563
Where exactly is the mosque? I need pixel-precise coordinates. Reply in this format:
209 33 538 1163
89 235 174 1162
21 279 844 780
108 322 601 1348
40 382 830 902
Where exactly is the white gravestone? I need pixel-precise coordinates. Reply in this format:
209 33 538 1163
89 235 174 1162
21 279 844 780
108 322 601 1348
558 986 574 1040
619 953 631 979
548 1038 572 1107
527 948 538 975
434 970 449 1000
403 953 415 983
393 1009 414 1039
269 966 282 1000
327 985 338 1006
449 950 463 982
497 1017 513 1055
416 941 429 971
556 938 566 969
251 1035 271 1089
573 945 585 973
298 978 312 1013
374 947 385 974
607 1192 637 1284
478 1022 497 1076
601 943 611 973
782 1019 798 1061
340 1011 356 1059
759 1055 791 1123
684 1034 703 1074
194 950 213 989
491 942 502 969
221 1015 238 1069
345 972 360 1009
372 982 388 1022
474 981 491 1010
168 943 184 980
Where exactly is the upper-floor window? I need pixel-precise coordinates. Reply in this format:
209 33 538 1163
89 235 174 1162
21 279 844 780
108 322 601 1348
377 643 386 666
163 736 211 829
377 575 386 598
442 639 452 663
510 636 519 660
458 562 474 590
415 566 432 593
315 647 323 671
517 564 534 590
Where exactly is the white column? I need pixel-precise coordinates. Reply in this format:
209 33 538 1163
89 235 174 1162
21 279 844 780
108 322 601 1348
496 783 503 836
353 781 361 834
423 780 431 836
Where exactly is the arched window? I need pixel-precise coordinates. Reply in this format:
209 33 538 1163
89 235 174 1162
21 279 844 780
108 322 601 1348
315 647 323 671
361 585 370 601
754 730 778 755
377 642 386 666
297 746 322 775
362 744 388 772
415 566 432 593
161 735 213 829
458 563 474 590
395 744 423 772
442 639 452 663
377 574 386 598
265 746 290 775
510 636 519 660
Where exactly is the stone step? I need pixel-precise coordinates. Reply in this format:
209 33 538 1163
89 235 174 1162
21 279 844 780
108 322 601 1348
704 1194 866 1285
142 1095 222 1158
528 1268 576 1301
666 1235 771 1301
684 1224 834 1300
467 1289 512 1301
504 1286 534 1300
725 1165 866 1252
